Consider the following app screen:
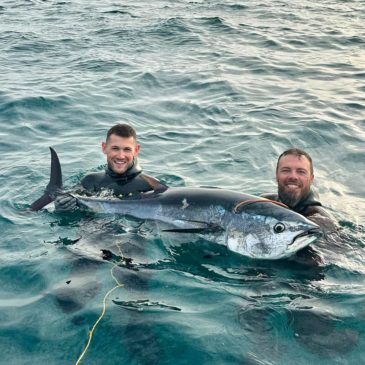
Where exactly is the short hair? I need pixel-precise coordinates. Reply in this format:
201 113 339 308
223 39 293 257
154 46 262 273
276 148 313 175
106 124 137 141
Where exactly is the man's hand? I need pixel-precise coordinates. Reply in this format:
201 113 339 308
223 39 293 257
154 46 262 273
54 194 78 212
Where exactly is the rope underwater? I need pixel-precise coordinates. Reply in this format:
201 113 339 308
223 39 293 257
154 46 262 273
75 244 125 365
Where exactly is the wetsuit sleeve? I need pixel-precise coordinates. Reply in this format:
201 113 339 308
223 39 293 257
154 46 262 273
304 205 333 219
303 206 339 235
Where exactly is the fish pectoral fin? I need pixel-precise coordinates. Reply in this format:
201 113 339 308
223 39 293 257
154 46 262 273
140 174 168 193
162 222 222 234
162 228 210 233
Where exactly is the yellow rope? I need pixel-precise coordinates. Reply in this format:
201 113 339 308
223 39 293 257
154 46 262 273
75 244 124 365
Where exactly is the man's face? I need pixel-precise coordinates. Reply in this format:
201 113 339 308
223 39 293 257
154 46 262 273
276 154 314 208
102 134 140 174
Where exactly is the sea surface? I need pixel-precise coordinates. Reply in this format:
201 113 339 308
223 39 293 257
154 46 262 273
1 0 365 364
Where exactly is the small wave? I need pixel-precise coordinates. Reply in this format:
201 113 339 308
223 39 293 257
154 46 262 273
198 16 237 33
149 17 203 46
102 9 137 18
72 58 133 72
221 4 249 11
0 95 71 114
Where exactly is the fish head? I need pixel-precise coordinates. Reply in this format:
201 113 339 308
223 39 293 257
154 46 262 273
226 203 321 260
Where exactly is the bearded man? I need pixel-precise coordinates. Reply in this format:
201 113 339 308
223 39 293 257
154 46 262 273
262 148 331 219
262 148 338 266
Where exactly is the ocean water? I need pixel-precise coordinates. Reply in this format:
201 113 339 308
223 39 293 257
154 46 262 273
1 0 365 364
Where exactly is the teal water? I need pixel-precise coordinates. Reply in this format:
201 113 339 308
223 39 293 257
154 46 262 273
1 0 365 364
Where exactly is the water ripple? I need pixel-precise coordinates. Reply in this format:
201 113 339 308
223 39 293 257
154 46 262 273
1 0 365 364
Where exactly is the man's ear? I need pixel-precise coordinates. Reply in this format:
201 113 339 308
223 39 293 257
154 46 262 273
102 141 107 154
134 143 141 156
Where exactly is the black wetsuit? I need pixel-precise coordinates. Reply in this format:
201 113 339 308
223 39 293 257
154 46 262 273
80 159 158 197
260 190 331 219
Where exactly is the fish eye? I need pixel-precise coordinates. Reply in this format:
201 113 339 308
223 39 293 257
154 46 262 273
274 223 286 233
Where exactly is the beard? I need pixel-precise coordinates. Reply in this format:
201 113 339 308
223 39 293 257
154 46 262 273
278 184 311 208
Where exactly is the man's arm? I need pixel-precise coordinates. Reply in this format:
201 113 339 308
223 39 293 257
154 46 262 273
303 206 339 236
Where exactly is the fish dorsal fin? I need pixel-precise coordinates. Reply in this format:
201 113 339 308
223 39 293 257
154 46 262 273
140 174 168 193
47 147 63 194
29 147 63 211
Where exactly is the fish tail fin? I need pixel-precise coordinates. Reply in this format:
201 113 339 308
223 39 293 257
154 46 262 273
29 147 63 211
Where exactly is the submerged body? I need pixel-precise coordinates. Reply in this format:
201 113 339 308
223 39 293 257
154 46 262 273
30 148 321 260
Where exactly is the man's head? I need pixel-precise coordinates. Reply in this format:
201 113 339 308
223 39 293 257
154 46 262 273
276 148 314 208
102 124 140 174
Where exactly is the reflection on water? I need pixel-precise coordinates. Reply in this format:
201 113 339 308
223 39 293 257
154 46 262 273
1 0 365 363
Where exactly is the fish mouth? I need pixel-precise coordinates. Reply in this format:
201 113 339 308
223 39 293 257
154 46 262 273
289 227 322 246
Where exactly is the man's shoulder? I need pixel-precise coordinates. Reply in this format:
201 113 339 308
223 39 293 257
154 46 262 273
81 171 107 191
81 171 106 182
260 193 279 201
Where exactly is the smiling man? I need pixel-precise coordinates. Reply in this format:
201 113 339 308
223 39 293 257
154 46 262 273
262 148 332 218
54 124 159 212
261 148 338 264
275 149 316 213
102 127 140 175
262 148 338 240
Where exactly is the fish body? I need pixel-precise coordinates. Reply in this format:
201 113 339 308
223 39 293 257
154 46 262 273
30 148 321 260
